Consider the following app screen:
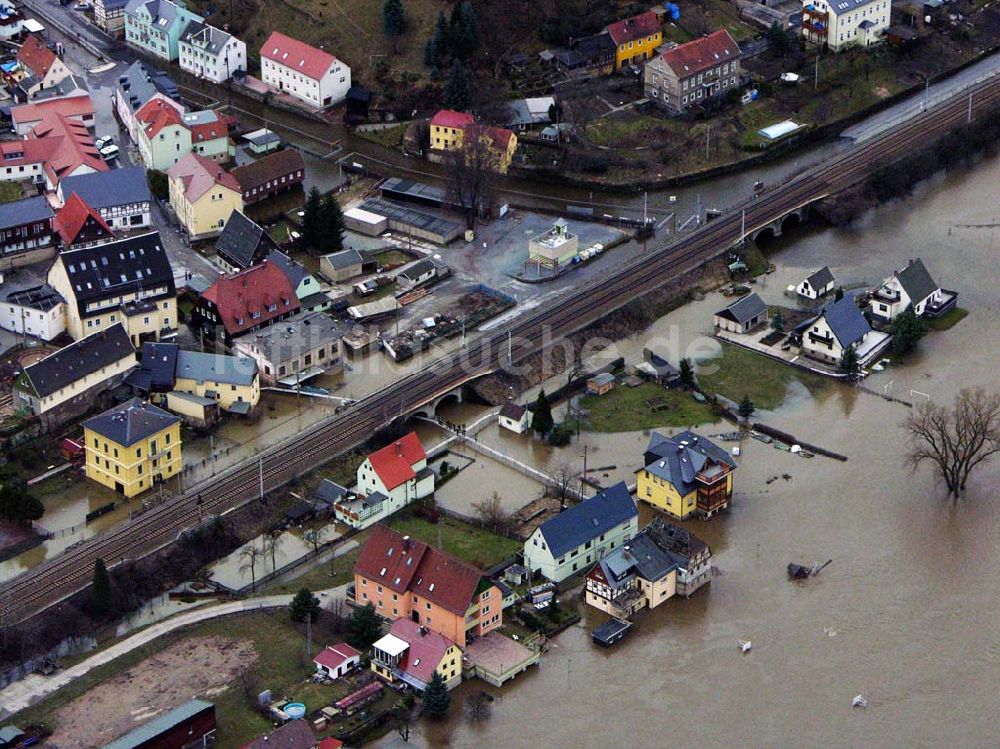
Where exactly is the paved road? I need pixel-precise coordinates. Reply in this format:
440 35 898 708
0 584 348 716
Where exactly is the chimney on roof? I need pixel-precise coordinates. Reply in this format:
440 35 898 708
402 535 410 550
395 440 403 456
419 625 428 637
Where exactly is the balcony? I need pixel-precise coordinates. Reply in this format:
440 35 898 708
872 287 900 304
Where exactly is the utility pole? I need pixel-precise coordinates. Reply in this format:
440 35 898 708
581 444 588 482
210 433 216 476
507 330 512 363
258 456 264 500
696 194 702 226
670 195 677 236
968 91 973 123
740 208 746 247
705 126 710 160
814 53 819 90
306 615 312 657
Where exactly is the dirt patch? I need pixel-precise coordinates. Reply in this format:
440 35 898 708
874 86 891 98
47 636 257 749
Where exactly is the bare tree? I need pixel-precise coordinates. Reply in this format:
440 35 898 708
239 543 263 591
263 533 284 573
551 462 576 507
237 662 262 704
472 491 513 535
445 125 498 230
303 527 327 554
464 690 493 721
905 388 1000 500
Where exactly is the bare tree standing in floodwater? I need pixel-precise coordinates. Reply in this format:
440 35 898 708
905 388 1000 500
445 125 496 231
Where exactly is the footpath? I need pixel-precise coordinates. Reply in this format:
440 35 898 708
0 585 347 717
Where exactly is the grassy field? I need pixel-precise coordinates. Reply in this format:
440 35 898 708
386 512 520 569
926 307 968 331
580 382 716 432
358 124 408 149
697 342 827 410
265 534 367 595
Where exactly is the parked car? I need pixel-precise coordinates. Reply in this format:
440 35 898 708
99 143 119 161
74 2 93 9
94 135 114 150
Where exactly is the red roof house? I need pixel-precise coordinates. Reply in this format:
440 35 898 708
386 618 459 687
658 29 740 77
11 94 95 135
16 34 61 80
26 112 107 188
317 739 343 749
430 110 475 130
136 97 186 139
313 643 361 679
260 31 337 81
606 11 661 46
54 192 114 248
194 259 300 344
364 431 426 492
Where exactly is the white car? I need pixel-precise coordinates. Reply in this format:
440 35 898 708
75 2 92 9
94 135 114 150
100 143 119 161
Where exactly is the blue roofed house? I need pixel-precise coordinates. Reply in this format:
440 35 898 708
636 430 736 519
58 166 152 233
269 249 330 312
523 481 638 583
124 0 202 62
799 294 888 366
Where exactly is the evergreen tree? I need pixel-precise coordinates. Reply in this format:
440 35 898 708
679 358 695 388
301 187 324 254
321 195 347 253
289 588 321 623
382 0 405 42
834 286 845 301
0 477 43 524
91 558 115 616
420 671 452 720
770 309 785 332
738 395 755 421
424 12 449 69
890 304 928 356
347 602 383 650
443 60 470 111
531 389 554 436
448 1 477 61
840 345 861 382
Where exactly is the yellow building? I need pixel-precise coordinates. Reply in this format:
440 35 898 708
46 232 178 346
429 110 518 174
606 11 663 70
173 350 260 414
167 152 243 240
370 618 463 691
636 430 736 519
83 398 182 498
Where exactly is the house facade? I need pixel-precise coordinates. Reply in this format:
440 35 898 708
124 0 203 62
523 481 638 583
231 148 305 205
95 0 129 34
191 259 299 346
636 431 736 519
802 0 889 51
259 31 351 108
14 324 136 429
16 35 72 93
371 619 463 691
429 111 518 173
167 152 243 239
46 232 177 345
498 402 529 434
114 61 180 143
135 96 191 170
214 210 279 272
713 292 767 334
869 258 956 322
233 311 342 386
58 167 152 232
796 266 835 300
0 195 55 267
353 524 502 648
83 398 182 497
313 643 361 680
173 349 259 413
1 285 65 341
585 532 677 619
800 295 873 363
179 21 246 83
183 109 234 163
643 29 741 114
606 11 662 70
53 193 114 249
11 94 96 136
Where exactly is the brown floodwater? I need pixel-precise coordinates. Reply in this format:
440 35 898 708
375 159 1000 747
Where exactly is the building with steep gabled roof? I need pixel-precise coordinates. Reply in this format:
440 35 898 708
643 29 741 114
11 93 96 136
637 430 737 519
58 166 152 232
16 34 71 91
605 11 662 70
167 152 243 239
124 0 203 62
371 618 463 691
353 524 501 647
54 192 114 248
192 259 299 346
214 210 279 272
260 31 351 109
869 258 957 322
178 20 246 83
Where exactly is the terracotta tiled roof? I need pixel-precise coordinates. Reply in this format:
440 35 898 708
354 524 485 615
367 431 425 491
28 112 107 185
658 29 740 77
313 643 360 671
468 123 515 151
431 110 475 129
54 192 113 246
200 259 299 336
10 94 95 128
261 31 337 81
606 11 661 46
167 152 240 203
391 618 456 685
135 96 184 139
231 148 304 193
16 34 58 79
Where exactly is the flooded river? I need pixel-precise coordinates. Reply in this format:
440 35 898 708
378 157 1000 747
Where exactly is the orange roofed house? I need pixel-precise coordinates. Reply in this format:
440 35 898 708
191 259 299 346
335 431 434 529
428 110 518 174
53 192 114 249
353 525 502 648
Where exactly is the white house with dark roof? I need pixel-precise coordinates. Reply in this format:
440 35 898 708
214 211 279 272
796 266 835 300
178 21 246 83
123 0 203 62
802 0 889 52
869 258 957 322
523 481 638 583
799 295 888 366
498 402 529 434
58 166 152 232
2 284 66 341
713 292 767 334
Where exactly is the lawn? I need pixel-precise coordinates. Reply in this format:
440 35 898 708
579 382 716 432
358 124 407 150
265 534 368 595
387 512 520 569
373 249 412 267
697 342 827 411
926 307 968 331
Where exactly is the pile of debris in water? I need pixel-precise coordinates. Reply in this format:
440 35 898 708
787 559 832 580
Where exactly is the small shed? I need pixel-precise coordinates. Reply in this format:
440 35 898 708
165 391 220 428
635 348 680 386
796 266 835 300
314 643 361 679
320 248 377 282
587 372 616 396
498 402 529 434
714 293 767 334
344 207 388 237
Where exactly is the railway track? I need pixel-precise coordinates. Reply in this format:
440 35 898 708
2 73 998 623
